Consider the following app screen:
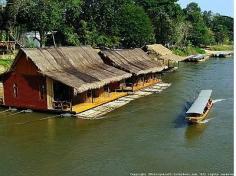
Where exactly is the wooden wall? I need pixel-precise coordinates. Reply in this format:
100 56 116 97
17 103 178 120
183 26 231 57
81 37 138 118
72 82 121 105
3 54 48 110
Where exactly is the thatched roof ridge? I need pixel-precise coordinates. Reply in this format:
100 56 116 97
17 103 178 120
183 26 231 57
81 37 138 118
100 48 165 75
12 46 132 93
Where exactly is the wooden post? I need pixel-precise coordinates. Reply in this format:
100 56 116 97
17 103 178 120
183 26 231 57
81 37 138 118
91 90 94 103
46 77 54 109
70 88 73 112
52 31 56 47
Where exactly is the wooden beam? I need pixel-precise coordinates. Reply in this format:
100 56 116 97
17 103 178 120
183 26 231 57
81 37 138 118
91 90 94 103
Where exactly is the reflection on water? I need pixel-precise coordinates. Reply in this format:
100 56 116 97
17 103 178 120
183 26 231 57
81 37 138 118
185 123 207 141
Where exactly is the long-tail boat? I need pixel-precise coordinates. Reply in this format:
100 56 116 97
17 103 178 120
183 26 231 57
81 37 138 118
186 90 213 123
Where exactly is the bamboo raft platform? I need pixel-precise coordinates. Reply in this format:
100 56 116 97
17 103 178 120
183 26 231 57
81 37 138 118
211 51 233 58
205 50 233 58
76 82 171 119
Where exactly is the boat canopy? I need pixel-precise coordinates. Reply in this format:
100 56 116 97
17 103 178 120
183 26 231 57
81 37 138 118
186 90 212 115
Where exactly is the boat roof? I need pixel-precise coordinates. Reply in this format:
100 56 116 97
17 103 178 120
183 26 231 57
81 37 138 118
186 90 212 114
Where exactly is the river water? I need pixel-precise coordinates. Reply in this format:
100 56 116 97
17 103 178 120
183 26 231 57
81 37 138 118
0 57 233 175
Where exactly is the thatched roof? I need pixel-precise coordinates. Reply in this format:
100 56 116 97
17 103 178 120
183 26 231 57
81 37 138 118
8 46 132 93
145 44 185 62
100 48 165 75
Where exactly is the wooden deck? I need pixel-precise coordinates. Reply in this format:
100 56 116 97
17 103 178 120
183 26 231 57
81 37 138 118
72 80 160 113
76 82 171 119
133 79 161 91
72 92 128 113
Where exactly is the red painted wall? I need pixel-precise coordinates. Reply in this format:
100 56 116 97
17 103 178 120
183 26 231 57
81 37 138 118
3 53 47 110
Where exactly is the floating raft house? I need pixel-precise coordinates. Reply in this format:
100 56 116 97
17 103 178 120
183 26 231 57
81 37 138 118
0 46 133 113
100 48 165 91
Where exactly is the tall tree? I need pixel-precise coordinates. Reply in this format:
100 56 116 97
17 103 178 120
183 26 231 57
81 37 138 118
117 3 155 48
212 15 233 43
134 0 185 45
184 2 213 46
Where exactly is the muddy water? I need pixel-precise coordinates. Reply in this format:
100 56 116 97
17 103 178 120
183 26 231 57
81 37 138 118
0 57 233 175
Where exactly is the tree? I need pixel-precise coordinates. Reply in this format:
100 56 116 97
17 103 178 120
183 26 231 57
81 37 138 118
212 15 233 43
117 3 155 48
134 0 185 45
203 10 214 28
171 21 191 47
2 0 233 48
184 2 212 46
15 0 62 47
78 0 131 47
56 0 81 46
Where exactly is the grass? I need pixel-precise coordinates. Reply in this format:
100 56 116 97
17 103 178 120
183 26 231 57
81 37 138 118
0 54 15 72
172 46 206 56
207 44 233 51
0 58 13 68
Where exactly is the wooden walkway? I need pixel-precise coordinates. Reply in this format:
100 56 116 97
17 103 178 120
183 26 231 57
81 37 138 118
76 82 171 119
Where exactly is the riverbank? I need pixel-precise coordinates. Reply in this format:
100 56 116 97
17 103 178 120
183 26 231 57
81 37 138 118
171 45 233 57
206 44 233 51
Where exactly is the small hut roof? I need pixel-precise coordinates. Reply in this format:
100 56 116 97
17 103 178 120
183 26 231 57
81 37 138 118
146 44 172 55
8 46 132 93
100 48 165 75
146 44 185 62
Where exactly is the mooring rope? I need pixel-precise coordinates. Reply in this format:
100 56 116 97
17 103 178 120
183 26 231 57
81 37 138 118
16 114 61 125
0 110 21 119
0 109 11 114
6 110 26 117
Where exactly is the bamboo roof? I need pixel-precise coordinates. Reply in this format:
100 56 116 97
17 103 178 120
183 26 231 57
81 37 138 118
146 44 185 62
9 46 132 93
100 48 165 75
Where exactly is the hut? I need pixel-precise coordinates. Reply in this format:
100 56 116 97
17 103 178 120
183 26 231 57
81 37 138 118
0 46 132 113
144 44 185 69
99 48 165 91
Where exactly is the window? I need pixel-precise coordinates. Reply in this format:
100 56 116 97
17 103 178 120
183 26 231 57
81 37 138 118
39 84 46 100
13 83 18 98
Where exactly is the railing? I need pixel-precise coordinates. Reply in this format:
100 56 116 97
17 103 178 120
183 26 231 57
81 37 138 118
52 101 72 111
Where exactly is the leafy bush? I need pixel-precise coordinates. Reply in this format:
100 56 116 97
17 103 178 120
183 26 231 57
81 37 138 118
172 46 206 56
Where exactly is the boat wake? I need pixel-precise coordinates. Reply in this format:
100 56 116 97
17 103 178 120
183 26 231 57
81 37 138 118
198 118 214 124
212 99 226 104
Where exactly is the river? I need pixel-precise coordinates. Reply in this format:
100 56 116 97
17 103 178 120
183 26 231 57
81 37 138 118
0 56 233 175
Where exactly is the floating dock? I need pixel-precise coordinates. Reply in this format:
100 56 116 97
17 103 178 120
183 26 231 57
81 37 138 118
184 54 209 62
76 82 171 119
211 51 233 58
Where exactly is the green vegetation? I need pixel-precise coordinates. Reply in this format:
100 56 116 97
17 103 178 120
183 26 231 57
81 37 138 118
172 46 206 56
0 58 13 68
0 55 14 73
207 45 233 51
0 0 233 50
